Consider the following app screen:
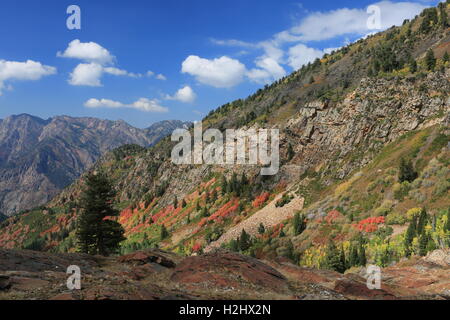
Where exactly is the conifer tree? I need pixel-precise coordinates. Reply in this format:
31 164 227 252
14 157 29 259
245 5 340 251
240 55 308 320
409 59 418 73
417 208 428 235
349 244 359 267
76 171 125 256
358 243 367 266
238 229 251 251
325 242 344 272
293 212 307 236
443 51 449 63
404 215 418 256
419 228 430 257
287 143 295 161
339 245 347 273
425 49 436 71
258 223 266 235
160 225 169 240
399 158 418 183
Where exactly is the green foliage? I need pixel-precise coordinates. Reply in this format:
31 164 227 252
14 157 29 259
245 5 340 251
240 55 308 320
325 241 346 273
444 51 450 63
293 212 307 236
76 171 125 256
398 158 418 183
425 49 436 71
160 225 169 240
238 229 251 252
287 143 295 161
420 8 439 33
275 193 293 208
258 223 266 235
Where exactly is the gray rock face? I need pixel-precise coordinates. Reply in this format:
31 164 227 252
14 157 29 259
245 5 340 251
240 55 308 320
0 114 190 216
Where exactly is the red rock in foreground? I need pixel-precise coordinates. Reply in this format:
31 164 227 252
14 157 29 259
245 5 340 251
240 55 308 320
0 248 448 300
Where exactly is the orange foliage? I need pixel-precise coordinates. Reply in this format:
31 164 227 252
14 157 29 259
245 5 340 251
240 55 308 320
252 192 270 208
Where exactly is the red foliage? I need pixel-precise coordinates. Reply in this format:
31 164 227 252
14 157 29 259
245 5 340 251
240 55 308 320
325 210 343 225
192 242 202 252
353 216 385 233
252 192 270 208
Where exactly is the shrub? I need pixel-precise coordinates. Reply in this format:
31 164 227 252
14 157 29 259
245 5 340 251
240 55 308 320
386 212 407 225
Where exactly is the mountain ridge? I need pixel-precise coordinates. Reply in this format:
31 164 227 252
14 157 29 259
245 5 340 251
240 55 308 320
0 114 191 216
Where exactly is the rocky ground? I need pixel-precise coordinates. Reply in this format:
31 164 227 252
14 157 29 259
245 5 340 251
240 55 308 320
0 248 448 300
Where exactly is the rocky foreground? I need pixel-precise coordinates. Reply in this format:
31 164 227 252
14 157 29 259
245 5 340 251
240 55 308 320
0 248 448 300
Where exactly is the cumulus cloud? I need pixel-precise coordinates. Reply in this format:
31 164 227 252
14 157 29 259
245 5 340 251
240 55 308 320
69 63 103 87
103 67 141 78
59 40 146 86
84 97 168 112
156 74 167 80
0 59 56 95
290 1 426 41
247 56 286 84
166 85 196 103
211 1 427 76
58 39 115 65
182 55 246 88
287 44 326 69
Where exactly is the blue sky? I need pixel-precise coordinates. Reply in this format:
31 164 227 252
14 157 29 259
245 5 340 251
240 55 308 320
0 0 439 128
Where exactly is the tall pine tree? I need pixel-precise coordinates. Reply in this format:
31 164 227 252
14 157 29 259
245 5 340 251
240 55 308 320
76 171 125 256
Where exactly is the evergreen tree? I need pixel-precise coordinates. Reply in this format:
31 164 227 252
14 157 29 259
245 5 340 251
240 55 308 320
419 230 429 256
325 242 344 272
76 171 125 256
160 225 169 240
293 212 307 236
404 215 418 256
417 208 428 235
409 59 418 73
440 4 449 27
425 49 436 71
173 196 178 208
399 158 418 183
287 143 295 161
358 243 367 266
229 239 239 252
339 245 347 273
221 176 228 195
258 223 266 235
443 51 449 63
349 244 359 267
238 229 251 251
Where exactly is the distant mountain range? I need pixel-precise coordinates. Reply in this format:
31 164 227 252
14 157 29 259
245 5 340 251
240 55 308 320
0 114 190 216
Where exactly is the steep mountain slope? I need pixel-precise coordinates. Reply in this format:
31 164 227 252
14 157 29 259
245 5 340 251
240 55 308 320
0 114 190 216
0 3 449 274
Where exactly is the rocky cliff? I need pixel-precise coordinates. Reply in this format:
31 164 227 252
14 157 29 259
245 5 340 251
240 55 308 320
0 114 190 216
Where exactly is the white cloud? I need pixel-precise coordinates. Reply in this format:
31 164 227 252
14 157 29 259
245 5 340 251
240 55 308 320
58 39 115 65
166 85 196 103
182 55 246 88
0 59 56 95
156 74 167 80
103 67 141 78
68 64 143 87
247 56 286 84
211 1 427 77
287 44 325 70
69 63 103 87
84 97 168 112
290 1 426 41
